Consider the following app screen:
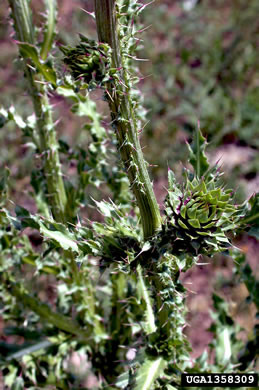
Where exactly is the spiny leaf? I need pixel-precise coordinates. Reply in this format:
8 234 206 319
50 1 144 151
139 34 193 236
39 221 79 252
57 85 106 139
115 371 130 388
18 42 57 86
93 199 119 218
216 327 231 364
13 205 80 253
137 265 156 334
187 125 210 177
133 356 166 390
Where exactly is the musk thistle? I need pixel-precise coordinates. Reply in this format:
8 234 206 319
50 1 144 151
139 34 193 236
164 168 240 256
159 128 244 257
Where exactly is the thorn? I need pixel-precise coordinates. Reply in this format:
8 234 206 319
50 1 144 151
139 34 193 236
136 25 152 34
136 1 155 14
54 118 61 126
158 302 165 313
79 8 95 19
27 64 37 72
162 319 169 328
105 89 114 102
11 38 23 45
126 54 149 62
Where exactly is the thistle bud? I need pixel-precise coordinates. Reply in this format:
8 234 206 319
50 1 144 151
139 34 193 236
163 168 243 256
60 35 111 88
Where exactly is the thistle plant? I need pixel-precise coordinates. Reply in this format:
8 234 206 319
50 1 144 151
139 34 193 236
0 0 258 389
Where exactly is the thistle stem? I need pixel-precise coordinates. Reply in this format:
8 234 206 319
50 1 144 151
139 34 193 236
9 0 67 223
94 0 161 239
9 283 89 340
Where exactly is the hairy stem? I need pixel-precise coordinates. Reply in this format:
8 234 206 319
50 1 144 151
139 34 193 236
94 0 161 239
9 0 67 223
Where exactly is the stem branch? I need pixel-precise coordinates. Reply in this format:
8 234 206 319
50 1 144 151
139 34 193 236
94 0 161 239
9 0 67 223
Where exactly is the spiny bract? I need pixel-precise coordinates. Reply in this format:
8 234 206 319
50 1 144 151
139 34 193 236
164 167 242 256
60 34 111 89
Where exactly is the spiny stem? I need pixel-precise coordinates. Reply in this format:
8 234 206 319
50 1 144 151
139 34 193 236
94 0 161 239
9 0 67 223
9 0 103 339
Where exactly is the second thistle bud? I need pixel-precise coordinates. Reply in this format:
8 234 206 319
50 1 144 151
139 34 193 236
164 168 241 256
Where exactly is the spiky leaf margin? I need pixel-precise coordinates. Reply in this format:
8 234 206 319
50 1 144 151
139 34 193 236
132 356 166 390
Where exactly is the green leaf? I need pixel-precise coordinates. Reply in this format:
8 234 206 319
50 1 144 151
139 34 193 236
167 169 182 196
14 205 40 230
56 85 78 99
4 366 18 387
115 371 130 388
18 42 57 86
5 340 52 361
188 219 200 228
133 357 166 390
11 377 24 390
216 327 231 364
187 126 210 177
18 42 39 62
57 85 106 139
168 169 176 189
73 98 106 139
39 221 79 252
137 265 156 334
178 219 189 230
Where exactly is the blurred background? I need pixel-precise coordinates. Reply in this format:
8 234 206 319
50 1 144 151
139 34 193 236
0 0 258 365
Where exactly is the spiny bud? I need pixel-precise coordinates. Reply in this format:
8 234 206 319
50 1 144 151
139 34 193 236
60 34 111 89
163 168 243 256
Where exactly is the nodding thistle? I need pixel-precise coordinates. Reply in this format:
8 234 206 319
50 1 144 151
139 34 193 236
163 169 240 256
157 128 246 257
60 34 112 90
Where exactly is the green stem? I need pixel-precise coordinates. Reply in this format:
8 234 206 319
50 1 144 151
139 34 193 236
9 0 67 223
94 4 190 369
66 250 104 337
94 0 161 239
10 283 89 340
